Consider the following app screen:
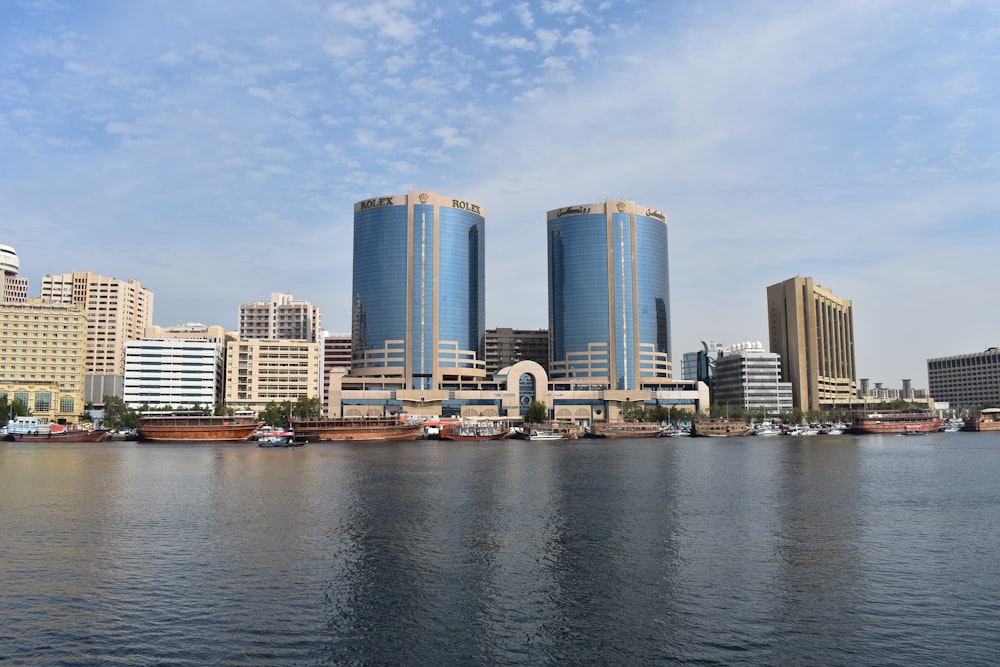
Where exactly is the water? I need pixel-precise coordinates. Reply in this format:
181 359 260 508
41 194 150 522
2 433 999 665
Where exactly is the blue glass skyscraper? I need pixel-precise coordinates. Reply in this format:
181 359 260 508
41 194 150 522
352 191 486 391
548 200 671 390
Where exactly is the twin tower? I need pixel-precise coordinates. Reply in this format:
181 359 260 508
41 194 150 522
351 191 672 394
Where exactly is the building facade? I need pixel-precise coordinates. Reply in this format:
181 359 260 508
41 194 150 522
0 300 87 423
1 244 28 303
547 199 672 390
927 347 1000 409
224 339 322 414
712 341 792 416
322 333 352 416
484 328 549 374
766 276 856 411
239 293 321 342
123 338 224 409
40 272 154 403
351 191 486 390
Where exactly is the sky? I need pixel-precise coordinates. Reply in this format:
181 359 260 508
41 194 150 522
2 0 998 388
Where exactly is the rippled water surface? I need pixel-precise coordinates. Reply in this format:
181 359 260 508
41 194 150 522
2 433 999 665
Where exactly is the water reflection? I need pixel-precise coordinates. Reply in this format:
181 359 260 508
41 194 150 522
2 434 999 665
770 437 866 660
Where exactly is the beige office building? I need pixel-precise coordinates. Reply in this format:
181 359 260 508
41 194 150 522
224 338 322 414
767 276 857 411
1 244 29 303
0 300 88 423
40 272 154 402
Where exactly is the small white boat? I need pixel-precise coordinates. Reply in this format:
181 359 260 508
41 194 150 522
528 430 566 441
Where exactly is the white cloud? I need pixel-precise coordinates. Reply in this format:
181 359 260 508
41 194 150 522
323 36 366 60
514 3 535 29
474 11 503 27
432 125 469 147
563 27 595 57
159 51 184 66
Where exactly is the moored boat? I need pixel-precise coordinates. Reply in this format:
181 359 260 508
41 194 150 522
940 418 964 432
138 414 263 442
439 422 510 441
591 422 666 438
4 418 109 442
290 416 422 441
257 434 307 447
848 410 943 435
964 408 1000 432
691 418 752 438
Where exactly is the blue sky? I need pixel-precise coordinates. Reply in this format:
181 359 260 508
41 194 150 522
2 0 998 387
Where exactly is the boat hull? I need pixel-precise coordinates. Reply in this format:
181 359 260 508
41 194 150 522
138 417 262 442
591 423 666 438
964 409 1000 432
691 420 752 437
7 429 109 443
439 428 510 441
848 411 943 435
291 418 422 441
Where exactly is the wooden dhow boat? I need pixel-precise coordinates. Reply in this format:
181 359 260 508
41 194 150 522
138 414 263 442
590 422 666 438
439 421 510 441
290 416 422 441
691 418 752 438
964 408 1000 432
847 410 943 435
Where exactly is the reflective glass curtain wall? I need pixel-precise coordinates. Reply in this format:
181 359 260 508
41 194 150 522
548 201 670 390
353 192 485 390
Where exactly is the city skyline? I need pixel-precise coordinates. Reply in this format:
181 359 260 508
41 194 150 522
3 1 998 386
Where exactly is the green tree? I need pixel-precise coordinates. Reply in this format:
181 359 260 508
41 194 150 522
102 395 138 428
647 405 670 424
261 401 293 427
619 401 646 422
525 400 548 424
292 395 322 419
788 406 804 425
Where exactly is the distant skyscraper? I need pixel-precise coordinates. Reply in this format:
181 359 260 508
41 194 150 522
766 276 856 411
0 244 28 303
547 199 671 390
351 191 486 390
40 272 154 402
239 292 321 342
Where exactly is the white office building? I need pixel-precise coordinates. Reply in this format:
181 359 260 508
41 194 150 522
123 338 224 409
713 341 792 416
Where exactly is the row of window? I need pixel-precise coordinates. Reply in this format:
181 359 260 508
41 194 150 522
0 391 75 413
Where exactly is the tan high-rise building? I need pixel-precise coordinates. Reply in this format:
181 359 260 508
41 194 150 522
0 299 88 423
223 338 322 415
766 276 856 411
239 292 321 342
40 272 154 402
